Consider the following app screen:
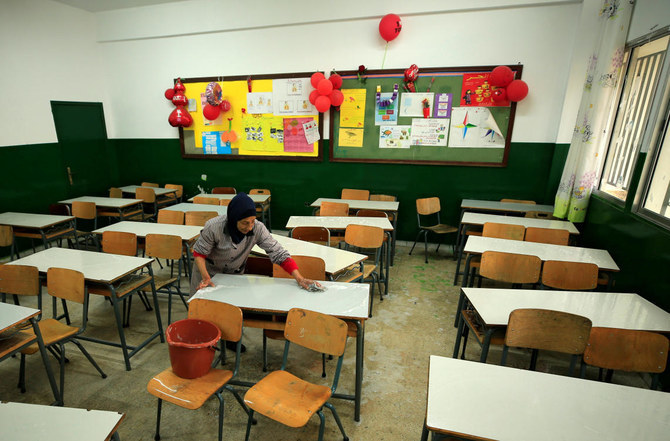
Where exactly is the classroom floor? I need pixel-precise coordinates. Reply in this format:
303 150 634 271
0 240 650 441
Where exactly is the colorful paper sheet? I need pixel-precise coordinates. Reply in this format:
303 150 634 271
374 92 398 125
272 78 316 115
283 117 315 152
246 92 273 114
399 92 434 117
379 125 411 148
433 93 453 118
410 119 448 146
338 127 364 147
339 89 367 128
448 107 505 148
303 120 320 144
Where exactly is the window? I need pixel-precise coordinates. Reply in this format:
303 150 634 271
598 35 670 203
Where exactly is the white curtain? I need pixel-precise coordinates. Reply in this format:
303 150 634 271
554 0 635 222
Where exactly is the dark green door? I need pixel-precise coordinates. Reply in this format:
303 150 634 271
51 101 116 197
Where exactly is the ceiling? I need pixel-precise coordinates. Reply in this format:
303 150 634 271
50 0 189 13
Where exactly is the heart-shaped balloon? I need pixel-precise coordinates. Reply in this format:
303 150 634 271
404 64 419 83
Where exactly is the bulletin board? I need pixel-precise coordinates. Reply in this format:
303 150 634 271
329 65 522 166
179 72 322 161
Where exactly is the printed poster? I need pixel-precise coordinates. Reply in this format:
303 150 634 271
283 117 315 153
399 92 434 117
461 73 499 107
241 115 284 152
202 131 231 154
374 92 399 125
338 127 364 147
303 119 320 144
272 78 316 115
433 93 453 118
448 107 505 148
379 125 411 149
339 89 367 128
246 92 273 114
410 119 448 146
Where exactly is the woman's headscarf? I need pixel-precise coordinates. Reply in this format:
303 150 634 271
226 192 257 244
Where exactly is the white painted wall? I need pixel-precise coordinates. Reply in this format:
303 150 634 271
628 0 670 42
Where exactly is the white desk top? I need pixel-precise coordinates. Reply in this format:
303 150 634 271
163 202 227 215
187 193 270 203
461 212 579 234
7 248 153 283
426 355 670 441
0 212 74 228
311 198 399 212
0 401 125 441
461 198 554 214
0 303 40 333
252 234 367 275
118 185 176 196
191 274 370 320
59 196 143 208
93 221 203 241
464 236 619 271
286 216 393 231
462 288 670 332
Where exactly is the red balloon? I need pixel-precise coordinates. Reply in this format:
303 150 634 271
506 80 529 102
164 88 175 100
168 106 193 127
329 74 342 90
174 78 185 93
317 78 333 96
490 66 515 87
330 89 344 107
220 100 231 112
491 88 508 102
315 95 331 113
172 92 188 107
309 90 320 105
203 104 221 120
379 13 402 42
311 72 326 88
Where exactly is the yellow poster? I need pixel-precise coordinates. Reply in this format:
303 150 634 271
338 127 364 147
339 89 367 128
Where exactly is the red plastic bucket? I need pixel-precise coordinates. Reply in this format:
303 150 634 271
166 319 221 379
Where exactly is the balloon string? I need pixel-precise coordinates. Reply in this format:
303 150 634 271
381 42 388 69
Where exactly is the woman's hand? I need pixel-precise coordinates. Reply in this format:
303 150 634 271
298 278 322 291
198 277 215 290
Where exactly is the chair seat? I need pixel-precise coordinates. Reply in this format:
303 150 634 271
21 319 78 354
88 274 152 298
0 331 36 358
423 224 458 234
334 267 363 283
147 367 233 410
264 329 284 340
154 274 178 291
461 310 505 346
244 370 332 428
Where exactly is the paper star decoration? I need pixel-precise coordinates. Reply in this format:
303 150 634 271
455 112 477 139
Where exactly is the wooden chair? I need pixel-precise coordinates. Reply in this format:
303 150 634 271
482 222 525 240
500 198 536 204
356 209 388 218
319 201 349 216
145 234 187 324
0 225 18 261
185 211 218 226
368 194 397 223
164 184 183 203
72 201 98 250
19 268 107 401
192 196 220 205
290 226 330 247
157 209 184 225
341 188 370 200
0 264 40 309
501 308 592 376
142 182 159 188
136 187 158 221
148 299 252 441
581 328 669 390
219 199 231 206
525 227 570 245
212 187 236 194
109 187 123 198
264 256 327 373
541 260 598 290
243 308 349 441
409 197 457 263
249 188 271 226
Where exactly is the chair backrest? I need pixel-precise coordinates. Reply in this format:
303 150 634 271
291 226 330 246
185 211 218 226
482 222 525 240
157 209 185 225
0 264 40 296
500 199 536 204
219 199 231 206
136 187 156 203
369 194 396 202
164 184 183 198
525 227 570 245
142 182 159 188
319 201 349 216
101 231 137 256
541 260 598 290
0 225 13 247
72 201 97 220
249 188 270 196
192 196 220 205
49 203 71 216
273 255 326 280
356 209 388 218
109 187 123 198
505 308 592 355
145 234 183 260
284 308 348 357
189 299 243 343
341 188 370 200
47 267 85 304
212 187 236 194
584 327 668 374
416 197 440 216
345 224 384 249
479 251 541 284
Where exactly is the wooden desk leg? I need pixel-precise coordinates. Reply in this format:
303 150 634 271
30 317 62 405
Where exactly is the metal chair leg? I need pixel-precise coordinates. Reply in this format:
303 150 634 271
244 409 255 441
325 402 349 441
215 392 225 441
154 398 162 441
